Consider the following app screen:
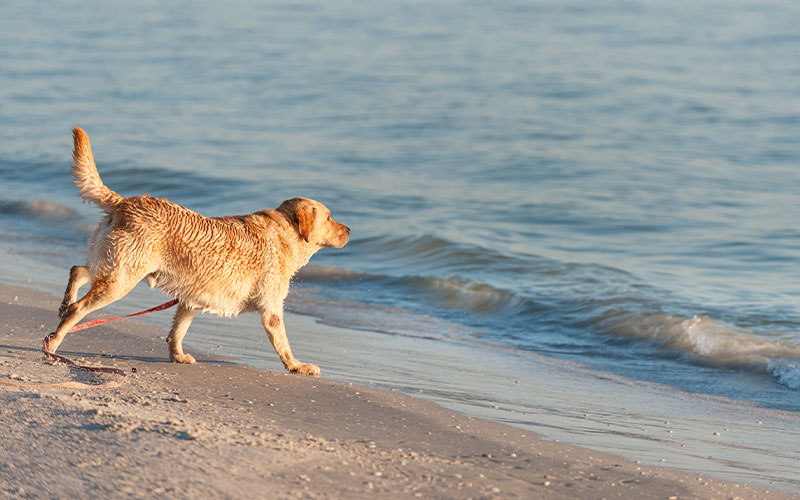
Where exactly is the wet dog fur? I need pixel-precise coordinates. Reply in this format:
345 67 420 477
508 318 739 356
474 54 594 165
49 127 350 376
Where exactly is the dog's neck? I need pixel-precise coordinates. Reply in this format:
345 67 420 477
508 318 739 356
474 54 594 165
252 209 319 271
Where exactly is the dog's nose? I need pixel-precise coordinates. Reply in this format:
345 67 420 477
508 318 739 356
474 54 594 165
344 225 351 234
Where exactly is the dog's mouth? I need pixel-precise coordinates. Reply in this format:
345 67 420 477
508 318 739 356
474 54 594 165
327 234 349 248
325 223 350 248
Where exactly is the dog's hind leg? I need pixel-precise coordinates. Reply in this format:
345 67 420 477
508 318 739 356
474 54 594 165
47 275 137 354
59 265 92 319
260 310 320 376
167 302 197 364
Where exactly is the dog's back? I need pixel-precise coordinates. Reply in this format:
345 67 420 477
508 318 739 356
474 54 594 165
92 194 283 316
143 202 287 316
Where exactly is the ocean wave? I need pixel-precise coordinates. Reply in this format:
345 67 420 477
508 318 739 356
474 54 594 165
0 198 97 235
298 251 800 391
0 199 78 220
597 311 800 389
296 264 530 316
768 359 800 390
392 275 523 314
351 234 539 274
282 232 800 393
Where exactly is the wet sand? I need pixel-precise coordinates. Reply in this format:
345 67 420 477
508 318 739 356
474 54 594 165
0 283 796 499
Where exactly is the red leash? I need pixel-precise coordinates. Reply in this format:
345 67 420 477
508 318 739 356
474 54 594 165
46 298 179 336
1 299 178 390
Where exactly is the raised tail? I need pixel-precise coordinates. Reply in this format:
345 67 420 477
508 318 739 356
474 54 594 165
71 127 123 212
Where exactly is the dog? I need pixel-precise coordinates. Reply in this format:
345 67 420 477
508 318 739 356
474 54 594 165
48 127 349 376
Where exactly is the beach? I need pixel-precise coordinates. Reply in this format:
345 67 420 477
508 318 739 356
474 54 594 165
0 282 796 500
2 0 800 496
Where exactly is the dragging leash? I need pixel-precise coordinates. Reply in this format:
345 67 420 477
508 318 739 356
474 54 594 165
1 299 178 390
45 298 179 337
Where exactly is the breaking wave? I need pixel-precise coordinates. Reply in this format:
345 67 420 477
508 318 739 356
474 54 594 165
0 198 97 235
594 312 800 389
298 251 800 391
296 263 531 316
0 199 79 220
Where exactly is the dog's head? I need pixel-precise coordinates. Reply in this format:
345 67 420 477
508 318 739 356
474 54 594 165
278 197 350 249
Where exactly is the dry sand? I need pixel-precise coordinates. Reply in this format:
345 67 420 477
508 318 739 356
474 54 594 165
0 283 796 500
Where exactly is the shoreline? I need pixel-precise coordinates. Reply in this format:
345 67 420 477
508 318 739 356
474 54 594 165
0 282 797 499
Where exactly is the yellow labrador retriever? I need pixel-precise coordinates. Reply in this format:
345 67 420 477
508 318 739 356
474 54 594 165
49 127 349 376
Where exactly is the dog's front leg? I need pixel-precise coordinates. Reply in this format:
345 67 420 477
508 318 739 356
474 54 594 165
260 310 319 376
167 302 198 364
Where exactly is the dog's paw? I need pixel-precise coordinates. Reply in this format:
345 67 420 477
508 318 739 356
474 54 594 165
170 353 196 364
290 363 320 377
43 333 58 354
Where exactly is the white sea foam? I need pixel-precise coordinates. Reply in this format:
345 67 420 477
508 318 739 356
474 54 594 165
768 359 800 390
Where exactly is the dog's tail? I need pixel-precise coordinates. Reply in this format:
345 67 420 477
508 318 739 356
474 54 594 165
71 127 123 212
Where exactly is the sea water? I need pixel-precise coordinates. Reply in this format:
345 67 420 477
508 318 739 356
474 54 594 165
1 0 799 491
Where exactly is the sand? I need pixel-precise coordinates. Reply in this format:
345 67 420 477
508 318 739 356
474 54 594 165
0 283 796 500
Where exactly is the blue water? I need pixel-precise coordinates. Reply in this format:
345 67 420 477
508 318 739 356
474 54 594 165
2 0 800 490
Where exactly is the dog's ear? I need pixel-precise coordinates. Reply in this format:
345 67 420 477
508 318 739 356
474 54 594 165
296 205 317 243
